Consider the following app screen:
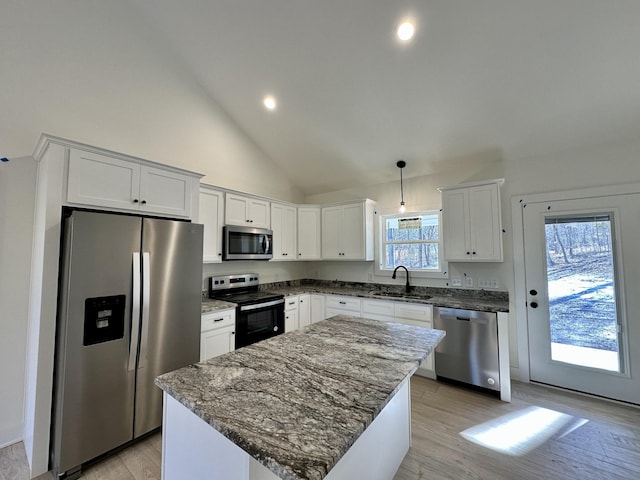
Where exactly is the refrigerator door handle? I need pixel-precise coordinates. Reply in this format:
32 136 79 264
129 252 141 371
138 252 151 370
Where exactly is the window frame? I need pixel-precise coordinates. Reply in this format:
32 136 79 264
374 210 448 279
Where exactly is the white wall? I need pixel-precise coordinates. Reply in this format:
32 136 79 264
0 1 302 204
0 157 37 448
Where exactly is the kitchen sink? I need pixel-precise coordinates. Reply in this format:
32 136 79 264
369 291 430 301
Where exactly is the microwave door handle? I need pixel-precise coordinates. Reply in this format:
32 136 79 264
263 235 270 254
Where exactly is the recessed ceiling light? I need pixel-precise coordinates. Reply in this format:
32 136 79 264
263 95 277 111
397 20 415 42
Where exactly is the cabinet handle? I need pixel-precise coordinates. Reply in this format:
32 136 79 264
466 251 470 255
232 331 235 335
141 200 147 205
218 253 222 256
472 251 476 255
214 318 224 322
133 198 139 203
288 301 296 305
339 301 346 305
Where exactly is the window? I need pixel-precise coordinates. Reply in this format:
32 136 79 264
377 211 444 276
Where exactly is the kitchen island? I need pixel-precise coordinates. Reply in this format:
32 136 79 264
155 315 445 480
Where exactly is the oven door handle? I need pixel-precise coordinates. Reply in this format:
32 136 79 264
262 235 270 254
240 298 284 311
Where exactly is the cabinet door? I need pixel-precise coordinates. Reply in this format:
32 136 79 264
340 203 365 259
442 188 471 261
67 149 140 210
225 194 250 226
468 184 503 261
200 326 235 361
310 294 326 323
138 166 191 217
321 206 342 259
361 299 395 322
248 198 270 228
199 188 224 263
271 203 297 260
298 294 311 328
285 309 299 332
298 207 321 260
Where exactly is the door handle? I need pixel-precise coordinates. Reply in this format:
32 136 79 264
128 252 141 371
138 252 151 370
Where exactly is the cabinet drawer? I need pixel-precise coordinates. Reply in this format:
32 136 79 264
394 302 433 323
201 309 235 332
362 299 395 318
285 296 299 311
325 295 361 312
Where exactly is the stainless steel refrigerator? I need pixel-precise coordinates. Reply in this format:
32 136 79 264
51 209 203 479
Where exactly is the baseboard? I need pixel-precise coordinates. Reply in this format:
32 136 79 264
0 421 23 449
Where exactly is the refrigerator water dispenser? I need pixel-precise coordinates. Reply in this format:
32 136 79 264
83 295 126 346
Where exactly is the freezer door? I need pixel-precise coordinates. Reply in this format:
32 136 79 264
134 218 203 437
52 211 140 475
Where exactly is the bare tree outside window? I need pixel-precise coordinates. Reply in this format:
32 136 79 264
381 212 441 271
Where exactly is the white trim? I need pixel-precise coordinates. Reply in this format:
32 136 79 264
437 177 505 192
32 133 203 178
374 210 448 280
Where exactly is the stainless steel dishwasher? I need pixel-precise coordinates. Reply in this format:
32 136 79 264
434 307 500 392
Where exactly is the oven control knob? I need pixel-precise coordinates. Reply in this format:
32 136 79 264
273 326 279 332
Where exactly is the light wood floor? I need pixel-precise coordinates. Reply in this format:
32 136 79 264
2 377 639 479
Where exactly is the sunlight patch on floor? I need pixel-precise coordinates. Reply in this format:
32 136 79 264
460 406 588 456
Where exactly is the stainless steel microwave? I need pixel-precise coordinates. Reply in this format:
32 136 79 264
222 225 273 260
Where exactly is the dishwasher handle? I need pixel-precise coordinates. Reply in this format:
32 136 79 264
436 308 494 326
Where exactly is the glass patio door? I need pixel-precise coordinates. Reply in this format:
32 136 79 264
522 193 640 404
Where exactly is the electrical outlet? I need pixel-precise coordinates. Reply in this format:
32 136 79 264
479 279 499 289
466 277 474 287
451 277 462 287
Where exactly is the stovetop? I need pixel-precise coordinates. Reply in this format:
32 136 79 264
210 290 283 306
208 273 283 306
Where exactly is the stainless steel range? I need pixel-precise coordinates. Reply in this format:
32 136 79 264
208 274 285 348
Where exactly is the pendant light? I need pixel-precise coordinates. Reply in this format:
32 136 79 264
397 160 406 213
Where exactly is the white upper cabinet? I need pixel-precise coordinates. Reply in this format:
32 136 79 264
271 203 297 260
297 207 322 260
225 193 270 228
440 180 503 262
67 148 197 218
199 186 225 263
321 200 375 260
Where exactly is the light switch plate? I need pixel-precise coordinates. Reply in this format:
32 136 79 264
465 277 474 287
451 277 462 287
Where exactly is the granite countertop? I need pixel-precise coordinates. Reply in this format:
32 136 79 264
156 315 445 480
263 282 509 313
201 298 237 314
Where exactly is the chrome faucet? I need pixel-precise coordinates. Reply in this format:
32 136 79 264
392 265 411 294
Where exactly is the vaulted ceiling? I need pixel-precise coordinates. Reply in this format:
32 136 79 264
6 1 640 196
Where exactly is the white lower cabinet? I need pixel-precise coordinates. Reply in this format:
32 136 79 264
298 294 311 328
200 309 235 361
285 296 299 332
310 294 326 323
361 299 395 322
325 295 361 318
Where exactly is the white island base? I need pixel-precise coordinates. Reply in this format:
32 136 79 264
161 380 411 480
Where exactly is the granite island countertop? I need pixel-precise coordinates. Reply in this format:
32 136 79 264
155 315 445 480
